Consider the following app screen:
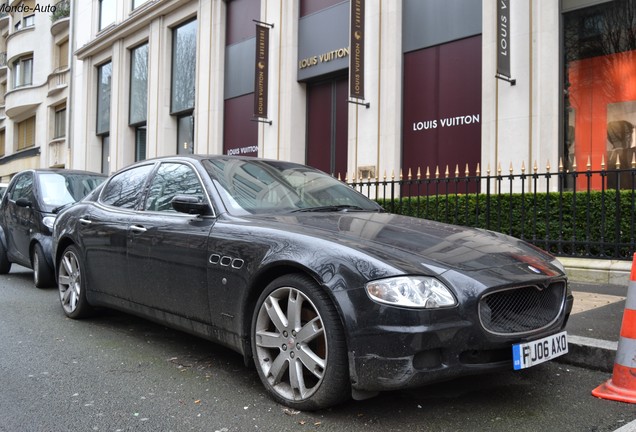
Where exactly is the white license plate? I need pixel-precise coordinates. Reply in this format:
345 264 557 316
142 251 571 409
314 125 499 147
512 331 568 370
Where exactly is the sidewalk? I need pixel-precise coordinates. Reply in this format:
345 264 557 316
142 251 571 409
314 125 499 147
558 258 630 373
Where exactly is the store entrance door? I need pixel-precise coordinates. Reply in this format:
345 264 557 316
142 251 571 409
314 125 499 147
306 76 348 177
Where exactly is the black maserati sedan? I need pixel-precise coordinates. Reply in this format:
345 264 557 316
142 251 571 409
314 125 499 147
52 155 573 410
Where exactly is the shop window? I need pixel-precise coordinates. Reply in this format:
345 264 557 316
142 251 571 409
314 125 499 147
177 114 194 155
17 116 35 151
564 0 636 190
129 43 148 125
54 104 66 139
135 126 146 161
171 19 197 115
102 135 110 174
96 61 112 135
12 56 32 88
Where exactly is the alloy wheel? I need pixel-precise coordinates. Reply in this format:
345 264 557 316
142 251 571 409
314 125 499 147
58 249 82 315
253 286 328 402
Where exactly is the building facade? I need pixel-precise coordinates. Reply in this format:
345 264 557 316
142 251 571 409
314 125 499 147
0 0 71 181
0 0 630 193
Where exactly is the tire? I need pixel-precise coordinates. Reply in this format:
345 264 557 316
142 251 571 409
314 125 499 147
32 243 54 288
57 245 93 319
0 240 12 274
251 274 350 410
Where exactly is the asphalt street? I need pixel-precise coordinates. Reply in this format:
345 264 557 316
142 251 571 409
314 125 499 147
0 265 635 432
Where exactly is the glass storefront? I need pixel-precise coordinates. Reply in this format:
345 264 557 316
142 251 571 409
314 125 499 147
564 0 636 189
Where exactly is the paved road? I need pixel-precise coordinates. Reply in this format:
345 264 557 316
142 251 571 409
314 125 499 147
1 266 634 432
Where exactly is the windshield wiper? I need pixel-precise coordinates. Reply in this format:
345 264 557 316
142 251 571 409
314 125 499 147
291 205 366 213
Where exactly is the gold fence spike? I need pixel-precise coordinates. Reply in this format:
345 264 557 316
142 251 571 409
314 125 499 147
546 160 551 173
533 160 538 173
435 166 440 179
521 161 526 173
615 157 621 170
497 162 502 175
391 170 395 180
559 157 564 172
426 166 430 179
455 164 460 177
509 162 513 174
465 163 470 176
383 170 387 180
407 168 412 180
487 163 491 175
399 169 403 181
572 156 577 171
601 155 605 170
632 152 636 169
587 156 591 171
476 163 481 176
417 167 421 180
445 165 450 178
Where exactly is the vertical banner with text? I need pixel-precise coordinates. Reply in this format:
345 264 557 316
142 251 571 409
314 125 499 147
350 0 365 99
497 0 511 78
254 25 269 119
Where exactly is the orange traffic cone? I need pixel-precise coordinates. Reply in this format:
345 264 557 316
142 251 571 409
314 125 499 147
592 252 636 404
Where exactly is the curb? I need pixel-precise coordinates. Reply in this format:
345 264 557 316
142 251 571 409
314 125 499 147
557 335 618 373
560 257 632 286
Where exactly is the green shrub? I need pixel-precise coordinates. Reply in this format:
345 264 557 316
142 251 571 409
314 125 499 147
376 189 636 259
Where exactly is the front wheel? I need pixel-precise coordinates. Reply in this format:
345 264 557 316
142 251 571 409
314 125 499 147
251 274 350 410
57 245 93 319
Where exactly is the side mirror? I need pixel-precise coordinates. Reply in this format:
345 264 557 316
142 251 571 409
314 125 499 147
171 195 211 215
15 197 32 208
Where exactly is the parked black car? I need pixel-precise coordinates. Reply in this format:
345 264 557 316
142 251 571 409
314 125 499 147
52 155 573 410
0 169 106 287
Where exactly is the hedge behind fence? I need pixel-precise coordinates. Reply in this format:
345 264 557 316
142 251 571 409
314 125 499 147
376 189 636 259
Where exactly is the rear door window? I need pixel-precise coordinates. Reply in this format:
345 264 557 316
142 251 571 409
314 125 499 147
100 164 154 209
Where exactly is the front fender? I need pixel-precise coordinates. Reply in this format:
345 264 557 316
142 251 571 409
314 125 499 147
31 233 54 269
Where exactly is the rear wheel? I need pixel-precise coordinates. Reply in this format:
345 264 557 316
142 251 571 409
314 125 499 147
251 274 350 410
0 240 11 274
32 243 54 288
57 245 93 319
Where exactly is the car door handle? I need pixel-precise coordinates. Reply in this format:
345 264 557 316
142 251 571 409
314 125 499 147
130 225 147 233
79 218 92 225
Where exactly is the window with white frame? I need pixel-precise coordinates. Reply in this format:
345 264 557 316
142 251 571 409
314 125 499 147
54 104 66 139
99 0 116 31
12 56 32 88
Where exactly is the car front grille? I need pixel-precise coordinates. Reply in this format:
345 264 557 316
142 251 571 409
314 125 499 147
478 282 566 335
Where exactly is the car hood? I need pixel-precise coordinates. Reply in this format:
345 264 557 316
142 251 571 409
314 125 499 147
242 212 563 277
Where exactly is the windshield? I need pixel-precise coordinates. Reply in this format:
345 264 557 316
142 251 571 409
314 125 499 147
203 158 382 215
37 173 106 211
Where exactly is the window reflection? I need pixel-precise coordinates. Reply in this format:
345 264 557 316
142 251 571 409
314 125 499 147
144 163 204 212
100 164 153 209
171 19 197 114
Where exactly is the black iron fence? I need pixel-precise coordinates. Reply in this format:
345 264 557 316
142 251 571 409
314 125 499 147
347 163 636 261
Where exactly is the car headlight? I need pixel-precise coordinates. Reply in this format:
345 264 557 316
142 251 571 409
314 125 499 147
366 276 457 309
551 257 565 273
42 216 55 230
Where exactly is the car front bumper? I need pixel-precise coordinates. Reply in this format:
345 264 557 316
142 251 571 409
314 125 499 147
338 290 574 393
